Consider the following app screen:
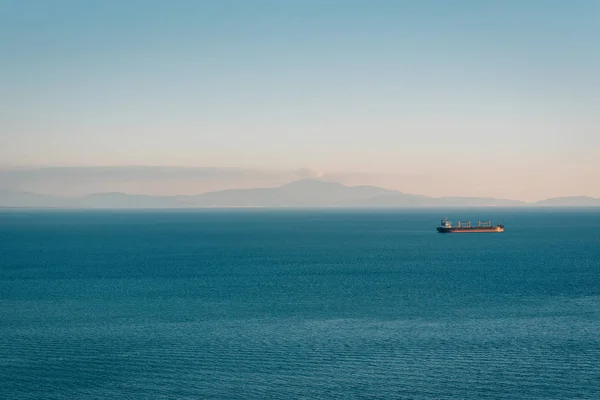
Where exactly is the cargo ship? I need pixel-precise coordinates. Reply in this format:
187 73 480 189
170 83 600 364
437 217 504 233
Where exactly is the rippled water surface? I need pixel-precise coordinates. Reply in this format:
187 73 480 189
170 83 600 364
1 209 599 399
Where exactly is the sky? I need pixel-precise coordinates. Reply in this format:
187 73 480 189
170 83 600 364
1 0 599 200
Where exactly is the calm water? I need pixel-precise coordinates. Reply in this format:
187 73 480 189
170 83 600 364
1 209 599 399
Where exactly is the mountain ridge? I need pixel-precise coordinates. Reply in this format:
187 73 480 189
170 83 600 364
1 180 599 208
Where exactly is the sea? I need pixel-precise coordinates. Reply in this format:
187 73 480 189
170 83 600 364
1 208 599 399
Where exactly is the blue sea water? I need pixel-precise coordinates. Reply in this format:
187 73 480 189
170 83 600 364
1 208 599 399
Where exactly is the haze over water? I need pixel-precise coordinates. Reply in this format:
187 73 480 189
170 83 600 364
1 209 599 399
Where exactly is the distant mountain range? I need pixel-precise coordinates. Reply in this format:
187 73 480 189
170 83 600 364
1 179 599 208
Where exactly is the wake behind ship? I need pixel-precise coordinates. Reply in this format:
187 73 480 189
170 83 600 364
437 217 504 233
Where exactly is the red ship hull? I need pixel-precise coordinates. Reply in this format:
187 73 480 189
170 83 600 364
437 226 504 233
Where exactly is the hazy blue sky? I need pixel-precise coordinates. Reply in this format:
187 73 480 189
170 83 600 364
1 1 599 199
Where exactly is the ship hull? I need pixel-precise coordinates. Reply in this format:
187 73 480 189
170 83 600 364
437 227 504 233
